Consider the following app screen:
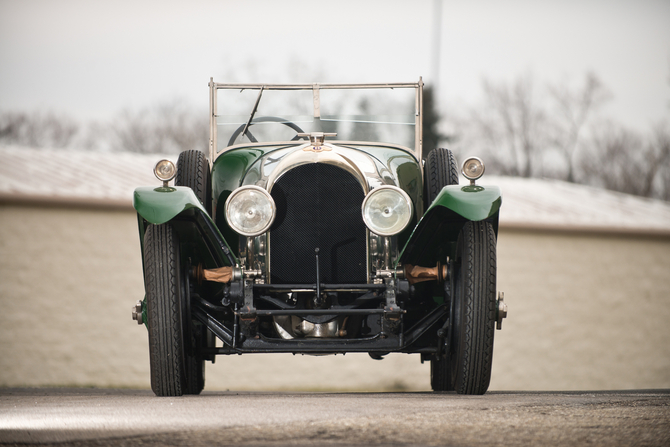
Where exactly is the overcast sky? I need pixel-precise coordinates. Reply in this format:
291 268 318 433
1 0 669 131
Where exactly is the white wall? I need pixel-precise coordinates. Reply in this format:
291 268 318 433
1 205 669 391
494 229 670 390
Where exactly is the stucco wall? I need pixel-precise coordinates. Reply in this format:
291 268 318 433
494 228 670 390
1 204 669 391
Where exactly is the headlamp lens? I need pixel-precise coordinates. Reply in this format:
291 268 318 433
225 186 276 236
362 186 413 236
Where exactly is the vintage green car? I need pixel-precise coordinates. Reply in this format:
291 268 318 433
132 79 507 396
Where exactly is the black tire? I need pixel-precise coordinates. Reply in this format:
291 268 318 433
424 148 459 207
176 150 212 215
175 149 216 368
453 221 497 394
144 224 204 396
431 221 497 394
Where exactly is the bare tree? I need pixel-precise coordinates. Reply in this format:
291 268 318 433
455 74 550 177
109 101 208 154
453 73 611 181
0 111 79 148
647 123 670 200
581 123 646 195
547 72 610 182
580 121 670 199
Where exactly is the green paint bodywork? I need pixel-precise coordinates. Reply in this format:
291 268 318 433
133 186 207 224
212 148 269 206
428 184 502 221
348 144 424 218
211 143 424 256
211 148 271 249
211 144 423 216
133 186 236 268
398 184 502 267
133 148 501 275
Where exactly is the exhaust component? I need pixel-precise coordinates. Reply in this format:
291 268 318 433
194 265 233 283
375 263 448 284
273 315 342 339
192 264 261 284
403 262 448 284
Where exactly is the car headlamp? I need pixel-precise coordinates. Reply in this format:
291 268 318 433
225 185 276 236
462 157 485 184
362 186 413 236
154 159 177 186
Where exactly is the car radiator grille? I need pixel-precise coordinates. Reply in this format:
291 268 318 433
269 163 367 284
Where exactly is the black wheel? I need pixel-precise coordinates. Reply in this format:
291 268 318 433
176 149 216 366
227 116 307 146
431 221 497 395
424 148 459 207
176 150 211 215
144 224 204 396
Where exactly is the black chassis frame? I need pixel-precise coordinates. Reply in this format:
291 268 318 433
192 291 449 356
142 208 453 359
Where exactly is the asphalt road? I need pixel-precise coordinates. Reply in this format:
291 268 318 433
1 388 669 446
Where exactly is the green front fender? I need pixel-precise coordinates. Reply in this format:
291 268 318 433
428 184 502 221
134 186 236 268
398 184 502 266
133 186 207 224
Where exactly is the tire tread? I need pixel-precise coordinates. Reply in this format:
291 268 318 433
425 148 459 206
145 224 184 396
457 221 496 395
176 150 211 214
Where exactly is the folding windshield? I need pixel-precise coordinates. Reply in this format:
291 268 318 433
209 81 423 160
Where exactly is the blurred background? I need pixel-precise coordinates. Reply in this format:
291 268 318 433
1 0 669 391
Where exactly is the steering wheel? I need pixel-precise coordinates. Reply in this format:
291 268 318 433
227 116 307 146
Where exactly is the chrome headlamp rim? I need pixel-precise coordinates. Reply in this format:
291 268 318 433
361 185 413 237
461 156 485 181
225 185 276 237
154 159 177 183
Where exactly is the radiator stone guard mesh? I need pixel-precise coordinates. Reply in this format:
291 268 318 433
269 163 367 284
